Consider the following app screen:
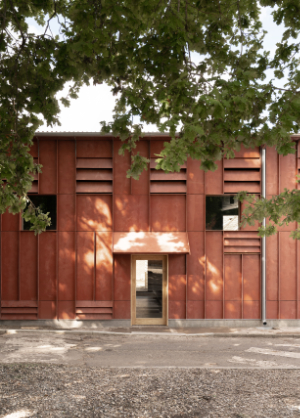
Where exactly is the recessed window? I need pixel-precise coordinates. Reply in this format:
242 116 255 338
206 195 239 231
23 195 57 231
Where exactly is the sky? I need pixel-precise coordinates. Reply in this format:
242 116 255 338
27 7 286 133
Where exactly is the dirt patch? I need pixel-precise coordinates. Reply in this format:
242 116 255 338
1 365 300 417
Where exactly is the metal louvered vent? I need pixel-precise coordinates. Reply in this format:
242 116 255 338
223 157 261 194
150 159 187 193
76 158 113 193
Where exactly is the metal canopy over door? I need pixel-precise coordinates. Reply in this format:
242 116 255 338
131 255 168 325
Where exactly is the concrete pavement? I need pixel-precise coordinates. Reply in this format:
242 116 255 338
2 331 300 368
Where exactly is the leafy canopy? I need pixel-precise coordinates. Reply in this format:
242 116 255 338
1 0 300 233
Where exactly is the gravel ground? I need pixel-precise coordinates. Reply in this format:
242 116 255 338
1 365 300 417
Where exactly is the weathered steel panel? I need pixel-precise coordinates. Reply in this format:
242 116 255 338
280 232 296 301
58 232 75 301
1 232 18 300
267 301 278 319
223 159 261 168
266 147 278 196
39 232 56 300
58 140 75 194
76 195 112 231
39 140 57 194
38 301 56 319
205 160 222 194
58 194 75 232
206 232 223 300
77 140 112 158
187 195 204 232
76 232 94 300
19 232 37 301
150 140 169 158
29 139 38 158
243 301 260 319
114 195 149 232
233 145 260 159
225 301 241 319
2 211 19 231
187 232 204 300
187 301 204 319
266 234 278 301
187 158 204 194
280 301 296 319
131 141 149 195
243 254 260 301
151 195 186 232
240 200 259 231
96 232 113 301
224 254 241 301
169 301 186 319
58 301 76 319
113 141 130 194
279 151 296 193
169 254 186 301
113 301 131 319
113 254 131 300
206 301 223 319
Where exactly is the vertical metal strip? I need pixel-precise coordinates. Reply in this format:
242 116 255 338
112 139 115 315
36 138 40 318
56 140 58 319
149 140 151 232
74 138 78 316
278 233 281 319
241 254 244 319
261 147 267 324
204 172 207 319
37 234 39 318
222 232 225 319
94 232 96 301
185 253 188 319
297 239 299 319
18 230 20 301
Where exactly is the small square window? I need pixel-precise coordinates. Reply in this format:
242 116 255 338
206 195 239 231
23 195 57 231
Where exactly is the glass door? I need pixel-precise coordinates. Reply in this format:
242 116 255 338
131 255 168 325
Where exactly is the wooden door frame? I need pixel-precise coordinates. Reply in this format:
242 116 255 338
131 254 168 326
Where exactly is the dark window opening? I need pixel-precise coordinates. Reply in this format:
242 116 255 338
23 195 57 231
206 195 239 231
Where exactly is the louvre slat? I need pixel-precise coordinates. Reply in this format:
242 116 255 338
76 308 113 314
224 182 260 193
224 170 261 181
150 159 186 169
224 238 260 247
76 301 113 308
76 158 113 168
224 246 260 253
150 181 186 193
1 301 38 307
76 181 112 193
150 170 186 181
76 169 113 181
223 158 261 168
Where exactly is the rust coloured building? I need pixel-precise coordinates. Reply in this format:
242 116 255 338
0 133 299 325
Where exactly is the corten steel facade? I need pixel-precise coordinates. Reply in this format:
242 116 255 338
0 133 300 323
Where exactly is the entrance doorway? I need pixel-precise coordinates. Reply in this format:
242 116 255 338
131 255 168 325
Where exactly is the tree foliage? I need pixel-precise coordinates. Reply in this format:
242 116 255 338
1 0 300 233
